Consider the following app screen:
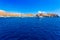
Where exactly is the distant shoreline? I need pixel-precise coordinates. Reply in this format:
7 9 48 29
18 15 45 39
0 16 59 18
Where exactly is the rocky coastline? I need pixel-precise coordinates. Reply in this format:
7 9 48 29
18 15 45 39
0 10 59 17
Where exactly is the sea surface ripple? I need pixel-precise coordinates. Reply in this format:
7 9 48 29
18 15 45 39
0 17 60 40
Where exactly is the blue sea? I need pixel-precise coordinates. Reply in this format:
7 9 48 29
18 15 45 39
0 17 60 40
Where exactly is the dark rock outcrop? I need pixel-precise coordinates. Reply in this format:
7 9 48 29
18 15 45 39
36 13 59 17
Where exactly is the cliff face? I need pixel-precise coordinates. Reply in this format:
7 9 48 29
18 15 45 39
0 10 34 17
0 11 21 17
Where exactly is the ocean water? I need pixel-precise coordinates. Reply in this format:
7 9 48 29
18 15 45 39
0 17 60 40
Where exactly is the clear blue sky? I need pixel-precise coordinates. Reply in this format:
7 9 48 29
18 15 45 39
0 0 60 13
